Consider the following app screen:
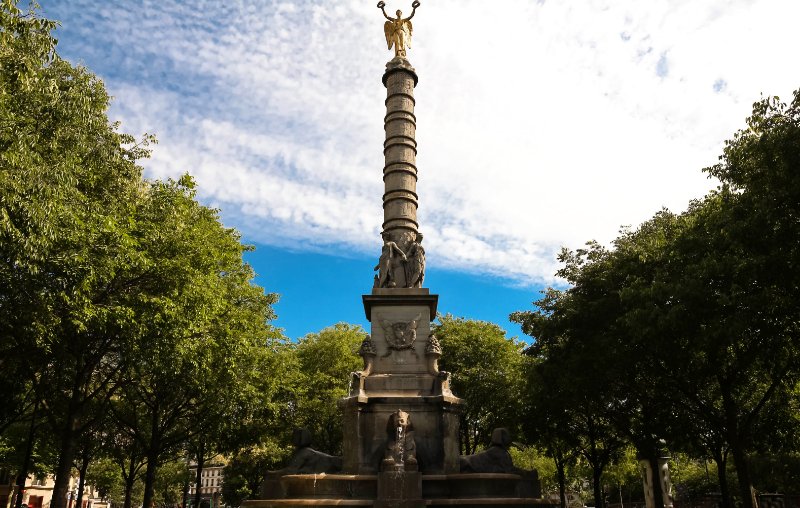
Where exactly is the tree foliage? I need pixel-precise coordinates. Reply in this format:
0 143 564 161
0 5 281 508
434 315 527 455
283 323 366 455
513 89 800 508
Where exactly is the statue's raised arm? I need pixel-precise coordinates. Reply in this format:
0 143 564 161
377 1 393 21
378 1 420 59
406 1 420 21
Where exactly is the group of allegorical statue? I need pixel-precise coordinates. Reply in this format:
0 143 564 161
374 231 425 288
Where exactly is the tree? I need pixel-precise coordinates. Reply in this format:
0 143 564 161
700 91 800 507
221 440 290 508
519 349 584 508
0 7 282 508
152 459 190 508
86 457 141 508
283 323 366 455
433 315 527 455
0 2 155 506
513 89 800 508
104 177 279 508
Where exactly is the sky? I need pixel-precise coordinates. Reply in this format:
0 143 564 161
38 0 800 340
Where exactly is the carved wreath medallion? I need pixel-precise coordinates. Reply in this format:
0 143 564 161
378 313 422 357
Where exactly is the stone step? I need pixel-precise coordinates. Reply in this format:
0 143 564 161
243 500 373 507
427 499 555 506
245 500 555 508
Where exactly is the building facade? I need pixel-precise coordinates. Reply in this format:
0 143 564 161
0 474 106 508
188 461 225 508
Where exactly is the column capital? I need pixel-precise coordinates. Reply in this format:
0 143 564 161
382 57 418 86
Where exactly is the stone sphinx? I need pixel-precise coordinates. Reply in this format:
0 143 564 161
272 428 342 475
259 428 343 499
459 428 542 498
382 409 418 471
459 428 519 473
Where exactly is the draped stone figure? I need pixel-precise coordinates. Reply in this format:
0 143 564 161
374 232 407 288
405 232 425 288
378 1 420 58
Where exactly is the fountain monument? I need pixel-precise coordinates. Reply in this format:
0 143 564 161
243 3 549 506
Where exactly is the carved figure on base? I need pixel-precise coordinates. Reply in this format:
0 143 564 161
382 410 418 471
405 232 425 288
351 335 378 396
375 232 407 288
260 428 343 498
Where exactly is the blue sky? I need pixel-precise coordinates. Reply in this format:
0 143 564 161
243 244 537 340
38 0 800 339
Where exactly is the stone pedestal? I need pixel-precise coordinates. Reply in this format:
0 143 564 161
342 288 463 474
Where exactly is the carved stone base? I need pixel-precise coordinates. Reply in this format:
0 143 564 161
375 471 425 508
340 395 461 474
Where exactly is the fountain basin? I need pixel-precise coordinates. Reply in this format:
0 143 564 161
245 472 554 508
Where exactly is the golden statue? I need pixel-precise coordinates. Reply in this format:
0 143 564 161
378 1 420 58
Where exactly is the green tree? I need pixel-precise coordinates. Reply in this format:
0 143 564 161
513 88 800 508
0 7 283 508
669 455 718 504
85 456 141 508
433 315 527 455
284 323 366 455
699 91 800 507
105 177 279 508
0 2 156 506
221 440 290 508
152 459 190 508
518 350 584 508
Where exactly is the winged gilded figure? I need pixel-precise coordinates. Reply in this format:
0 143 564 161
378 1 420 58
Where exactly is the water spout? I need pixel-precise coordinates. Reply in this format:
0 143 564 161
396 424 404 466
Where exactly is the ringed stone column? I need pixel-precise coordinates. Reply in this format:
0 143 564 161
382 58 419 258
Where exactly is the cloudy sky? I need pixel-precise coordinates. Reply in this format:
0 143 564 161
40 0 800 337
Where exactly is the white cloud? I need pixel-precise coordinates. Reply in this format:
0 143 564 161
46 0 800 285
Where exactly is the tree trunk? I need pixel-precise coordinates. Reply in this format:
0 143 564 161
592 464 603 508
587 416 604 508
13 405 37 508
141 453 158 508
122 472 136 508
461 424 470 456
721 390 757 508
711 449 731 508
182 469 189 508
75 455 89 508
52 416 80 508
555 455 567 508
730 443 757 508
648 456 665 508
193 443 205 508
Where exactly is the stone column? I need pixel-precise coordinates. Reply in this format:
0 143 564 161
382 58 419 262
